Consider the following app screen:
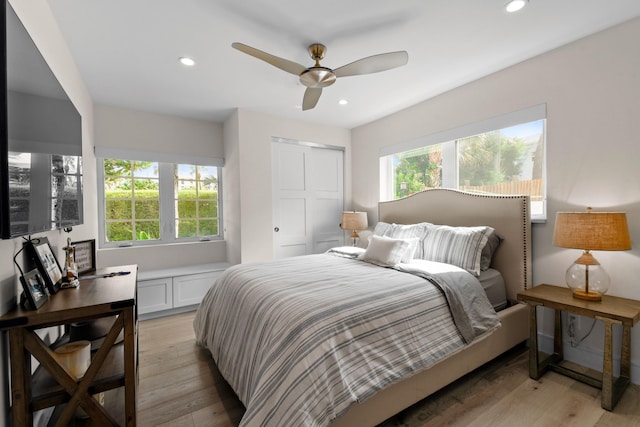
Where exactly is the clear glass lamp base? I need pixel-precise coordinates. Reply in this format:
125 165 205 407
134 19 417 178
565 261 610 302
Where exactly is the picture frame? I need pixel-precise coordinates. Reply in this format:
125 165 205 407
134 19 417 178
27 237 63 295
71 239 96 275
20 268 49 309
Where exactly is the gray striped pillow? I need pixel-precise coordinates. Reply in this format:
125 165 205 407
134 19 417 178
372 221 392 237
422 225 493 276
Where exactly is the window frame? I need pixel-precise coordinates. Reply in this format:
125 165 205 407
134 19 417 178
97 154 224 248
380 105 547 222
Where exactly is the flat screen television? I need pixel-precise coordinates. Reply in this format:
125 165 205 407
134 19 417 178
1 1 83 239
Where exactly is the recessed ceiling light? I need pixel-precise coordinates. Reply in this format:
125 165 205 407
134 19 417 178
179 57 196 66
505 0 527 13
338 99 348 106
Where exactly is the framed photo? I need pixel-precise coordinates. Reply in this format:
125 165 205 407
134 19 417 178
27 237 63 295
71 239 96 275
20 269 48 309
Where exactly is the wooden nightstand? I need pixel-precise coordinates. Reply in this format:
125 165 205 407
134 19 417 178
0 265 138 426
517 284 640 411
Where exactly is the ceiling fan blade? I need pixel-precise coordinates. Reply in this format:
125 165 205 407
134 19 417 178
333 51 408 78
232 42 307 76
302 88 322 111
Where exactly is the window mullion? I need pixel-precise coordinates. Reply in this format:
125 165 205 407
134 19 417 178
158 163 176 241
441 141 457 188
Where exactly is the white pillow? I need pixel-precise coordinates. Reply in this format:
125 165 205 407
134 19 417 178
382 222 431 259
360 235 411 267
365 235 420 263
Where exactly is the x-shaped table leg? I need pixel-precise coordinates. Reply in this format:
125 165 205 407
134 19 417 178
24 315 125 426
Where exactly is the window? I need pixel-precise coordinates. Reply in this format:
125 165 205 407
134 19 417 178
98 157 222 247
380 106 546 220
174 164 220 238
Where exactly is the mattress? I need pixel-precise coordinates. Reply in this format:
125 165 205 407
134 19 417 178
479 268 507 311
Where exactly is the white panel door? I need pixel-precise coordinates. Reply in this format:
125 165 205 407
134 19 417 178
272 142 344 259
273 143 310 258
308 147 344 253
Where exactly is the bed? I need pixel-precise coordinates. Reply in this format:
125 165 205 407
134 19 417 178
194 189 531 426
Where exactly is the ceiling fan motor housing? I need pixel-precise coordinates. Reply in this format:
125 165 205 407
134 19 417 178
300 67 336 88
299 43 336 88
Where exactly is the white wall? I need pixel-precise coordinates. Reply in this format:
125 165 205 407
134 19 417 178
93 105 228 271
1 0 95 423
351 17 640 383
233 109 352 263
94 105 224 159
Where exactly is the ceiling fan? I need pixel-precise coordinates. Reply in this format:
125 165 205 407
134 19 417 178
232 42 409 111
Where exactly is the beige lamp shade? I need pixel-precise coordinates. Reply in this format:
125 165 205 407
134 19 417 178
341 211 368 246
341 211 368 232
553 208 631 301
553 209 631 251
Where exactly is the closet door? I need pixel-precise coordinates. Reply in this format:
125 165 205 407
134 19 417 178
272 142 344 259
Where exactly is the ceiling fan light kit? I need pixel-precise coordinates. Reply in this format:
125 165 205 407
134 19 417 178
232 41 408 111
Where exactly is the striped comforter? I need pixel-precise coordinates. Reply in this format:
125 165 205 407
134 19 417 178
193 250 500 427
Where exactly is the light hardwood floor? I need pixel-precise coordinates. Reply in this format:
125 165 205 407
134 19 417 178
137 311 640 427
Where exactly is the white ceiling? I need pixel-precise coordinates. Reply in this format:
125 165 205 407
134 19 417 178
47 0 640 129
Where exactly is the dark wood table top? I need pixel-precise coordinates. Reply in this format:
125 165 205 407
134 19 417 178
0 265 137 330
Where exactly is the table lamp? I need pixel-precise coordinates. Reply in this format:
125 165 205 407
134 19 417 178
341 211 368 246
553 207 631 301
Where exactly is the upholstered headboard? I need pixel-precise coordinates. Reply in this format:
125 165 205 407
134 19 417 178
378 189 531 302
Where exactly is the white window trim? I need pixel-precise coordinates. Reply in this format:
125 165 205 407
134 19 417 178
380 104 547 157
94 146 224 167
96 149 224 248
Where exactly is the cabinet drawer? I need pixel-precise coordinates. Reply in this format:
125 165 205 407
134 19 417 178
173 271 221 307
138 278 173 314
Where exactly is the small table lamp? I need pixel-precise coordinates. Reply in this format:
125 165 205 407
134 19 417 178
553 207 631 301
341 211 368 246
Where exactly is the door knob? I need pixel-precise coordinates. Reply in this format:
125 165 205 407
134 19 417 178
274 227 280 232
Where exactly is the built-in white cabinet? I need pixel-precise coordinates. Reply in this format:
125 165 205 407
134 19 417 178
138 277 173 314
137 262 229 319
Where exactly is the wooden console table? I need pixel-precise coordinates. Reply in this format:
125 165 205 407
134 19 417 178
0 265 138 426
517 284 640 411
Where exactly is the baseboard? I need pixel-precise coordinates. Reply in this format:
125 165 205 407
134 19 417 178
138 304 197 321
